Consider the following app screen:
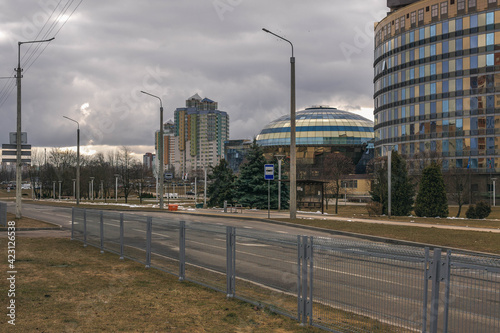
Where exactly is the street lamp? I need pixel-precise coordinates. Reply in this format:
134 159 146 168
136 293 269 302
262 28 297 219
114 174 119 202
141 91 164 210
63 116 80 205
492 178 497 207
15 37 55 218
90 177 95 201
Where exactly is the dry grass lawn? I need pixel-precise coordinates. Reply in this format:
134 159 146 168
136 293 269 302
0 237 327 332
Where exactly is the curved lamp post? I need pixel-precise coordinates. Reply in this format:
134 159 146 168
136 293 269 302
262 28 296 219
141 91 164 210
63 116 80 205
15 37 54 218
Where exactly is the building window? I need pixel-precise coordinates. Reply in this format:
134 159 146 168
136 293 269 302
395 18 399 31
441 2 448 15
418 9 424 22
469 0 476 8
411 11 416 25
489 0 497 4
401 15 405 29
457 0 465 10
431 4 438 17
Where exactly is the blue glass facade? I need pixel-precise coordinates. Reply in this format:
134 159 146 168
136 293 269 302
374 0 500 175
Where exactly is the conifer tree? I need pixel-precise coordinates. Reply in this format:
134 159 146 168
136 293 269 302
234 141 288 209
414 162 448 217
370 151 415 216
207 159 236 207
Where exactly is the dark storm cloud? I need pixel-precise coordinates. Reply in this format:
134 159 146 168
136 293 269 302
0 0 386 154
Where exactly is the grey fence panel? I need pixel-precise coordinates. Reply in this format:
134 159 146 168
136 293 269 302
149 218 181 277
311 237 427 333
233 228 300 320
71 208 85 241
445 253 500 333
184 223 227 292
69 209 500 332
83 209 101 248
121 214 149 264
101 211 123 256
0 202 7 227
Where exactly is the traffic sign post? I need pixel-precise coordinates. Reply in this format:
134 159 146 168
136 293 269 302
264 164 274 218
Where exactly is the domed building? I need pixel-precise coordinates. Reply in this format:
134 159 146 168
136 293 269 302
256 106 375 175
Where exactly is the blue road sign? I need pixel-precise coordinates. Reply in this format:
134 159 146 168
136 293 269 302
264 164 274 180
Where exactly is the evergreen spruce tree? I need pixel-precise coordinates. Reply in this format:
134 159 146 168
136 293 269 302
207 159 236 207
370 151 415 216
391 151 415 216
234 141 288 209
414 162 449 217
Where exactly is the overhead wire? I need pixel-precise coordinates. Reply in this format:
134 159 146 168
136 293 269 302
0 0 85 109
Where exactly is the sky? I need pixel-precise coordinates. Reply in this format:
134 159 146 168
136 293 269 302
0 0 388 158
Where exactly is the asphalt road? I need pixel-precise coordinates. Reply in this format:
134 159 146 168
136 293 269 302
5 201 500 332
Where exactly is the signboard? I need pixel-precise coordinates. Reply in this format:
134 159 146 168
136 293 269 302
2 140 31 164
264 164 274 180
9 132 27 145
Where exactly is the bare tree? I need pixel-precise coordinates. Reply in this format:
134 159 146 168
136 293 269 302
321 153 355 214
445 167 470 217
116 146 137 203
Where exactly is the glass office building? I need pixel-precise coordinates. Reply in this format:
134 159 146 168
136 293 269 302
374 0 500 189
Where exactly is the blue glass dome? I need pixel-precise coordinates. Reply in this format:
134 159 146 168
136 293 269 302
256 106 374 146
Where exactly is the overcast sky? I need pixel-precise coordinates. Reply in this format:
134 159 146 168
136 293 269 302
0 0 388 158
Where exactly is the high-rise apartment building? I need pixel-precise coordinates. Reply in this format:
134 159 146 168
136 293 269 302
374 0 500 196
172 94 229 178
155 120 175 172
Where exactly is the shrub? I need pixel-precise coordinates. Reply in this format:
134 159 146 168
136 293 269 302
474 200 492 219
367 201 383 216
465 205 476 219
466 201 492 219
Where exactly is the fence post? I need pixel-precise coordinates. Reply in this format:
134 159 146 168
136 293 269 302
83 209 87 247
297 235 302 321
422 247 430 331
300 235 309 326
71 207 74 240
429 248 442 333
442 250 451 333
119 213 124 260
145 217 152 268
308 236 314 326
100 211 104 253
226 226 236 298
179 221 186 281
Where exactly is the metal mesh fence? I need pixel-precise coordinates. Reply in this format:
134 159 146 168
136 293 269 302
121 214 148 264
70 208 500 332
84 209 101 248
312 237 426 333
234 228 300 320
445 253 500 333
72 208 85 241
150 218 181 277
184 222 227 292
101 211 122 255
